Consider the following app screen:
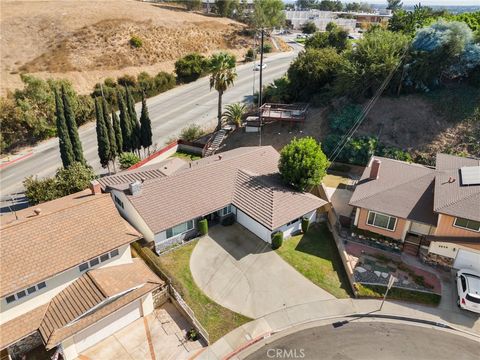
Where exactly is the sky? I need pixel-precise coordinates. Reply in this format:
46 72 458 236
398 0 480 5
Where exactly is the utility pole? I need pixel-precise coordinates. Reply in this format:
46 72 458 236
258 28 265 147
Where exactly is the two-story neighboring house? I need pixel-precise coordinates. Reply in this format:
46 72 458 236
0 189 164 360
349 153 480 271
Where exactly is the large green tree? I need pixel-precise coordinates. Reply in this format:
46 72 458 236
139 93 153 154
125 86 141 153
288 47 344 100
209 52 238 131
54 89 75 168
117 90 132 152
305 25 349 52
279 137 329 191
61 85 85 164
387 0 403 12
111 107 123 156
94 97 110 169
102 97 117 166
252 0 285 29
174 53 209 83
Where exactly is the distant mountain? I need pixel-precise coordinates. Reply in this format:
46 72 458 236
370 4 480 14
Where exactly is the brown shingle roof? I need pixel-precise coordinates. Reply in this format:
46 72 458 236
39 259 163 348
434 154 480 222
349 157 437 226
97 157 186 191
0 192 140 298
124 146 327 232
0 304 48 349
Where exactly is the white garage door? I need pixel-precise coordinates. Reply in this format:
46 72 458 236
454 249 480 272
74 300 141 353
236 209 272 243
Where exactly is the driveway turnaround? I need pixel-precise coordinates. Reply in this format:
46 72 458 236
190 224 334 319
244 322 480 360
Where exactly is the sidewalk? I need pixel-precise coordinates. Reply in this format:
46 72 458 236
196 298 480 360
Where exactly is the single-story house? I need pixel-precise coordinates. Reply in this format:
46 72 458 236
0 190 165 360
99 146 328 253
349 153 480 271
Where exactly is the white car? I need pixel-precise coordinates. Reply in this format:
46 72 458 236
456 269 480 313
253 63 267 71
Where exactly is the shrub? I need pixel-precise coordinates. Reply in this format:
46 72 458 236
262 43 273 53
129 35 143 48
301 21 317 34
187 328 199 341
117 74 137 87
271 232 284 250
328 104 362 135
175 53 209 83
179 123 205 142
245 48 257 62
301 218 310 234
198 219 208 235
221 214 235 226
23 162 96 205
119 152 141 170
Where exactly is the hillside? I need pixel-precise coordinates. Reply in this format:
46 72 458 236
0 0 251 94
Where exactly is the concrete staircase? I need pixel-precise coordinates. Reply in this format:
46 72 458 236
203 130 227 157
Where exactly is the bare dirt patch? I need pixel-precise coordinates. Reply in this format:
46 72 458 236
0 0 251 94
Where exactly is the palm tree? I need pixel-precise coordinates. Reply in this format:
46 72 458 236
209 52 237 131
222 103 247 127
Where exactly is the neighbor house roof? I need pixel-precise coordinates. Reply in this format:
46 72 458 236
349 157 437 226
98 157 187 191
434 153 480 222
0 190 140 298
39 259 162 349
0 260 162 350
118 146 327 233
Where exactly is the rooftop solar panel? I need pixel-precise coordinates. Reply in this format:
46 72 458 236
460 166 480 186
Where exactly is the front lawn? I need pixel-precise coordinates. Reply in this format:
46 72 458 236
357 283 441 306
157 240 251 342
276 224 351 299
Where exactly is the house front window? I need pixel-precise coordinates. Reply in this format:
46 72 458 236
219 205 232 217
166 220 194 239
367 211 397 231
454 217 480 232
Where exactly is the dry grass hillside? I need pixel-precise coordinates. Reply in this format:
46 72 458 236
0 0 251 94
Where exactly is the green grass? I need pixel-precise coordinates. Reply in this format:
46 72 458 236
275 224 351 299
157 240 251 342
295 38 306 44
357 284 441 306
171 150 201 161
322 174 351 188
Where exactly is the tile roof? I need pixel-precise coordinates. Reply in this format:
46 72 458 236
123 146 327 232
349 157 437 226
39 259 163 349
434 154 480 222
0 191 140 298
97 157 187 191
0 304 48 349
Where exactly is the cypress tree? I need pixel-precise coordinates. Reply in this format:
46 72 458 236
55 89 75 168
61 85 85 164
117 90 132 152
94 97 110 168
111 107 123 156
102 97 117 161
140 92 153 153
125 86 141 152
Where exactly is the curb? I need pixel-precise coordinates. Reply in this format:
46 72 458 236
0 152 33 170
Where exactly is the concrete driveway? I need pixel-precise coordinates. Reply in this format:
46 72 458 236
190 224 334 319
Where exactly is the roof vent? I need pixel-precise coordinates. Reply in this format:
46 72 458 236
218 155 223 160
140 177 146 183
448 176 456 183
33 208 41 216
369 159 381 180
129 180 142 196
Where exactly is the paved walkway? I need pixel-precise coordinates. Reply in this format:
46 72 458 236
197 298 480 360
190 224 334 319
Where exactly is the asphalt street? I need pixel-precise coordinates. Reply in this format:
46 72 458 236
0 39 301 204
244 322 480 360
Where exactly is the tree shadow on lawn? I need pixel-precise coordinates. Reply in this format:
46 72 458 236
294 224 353 297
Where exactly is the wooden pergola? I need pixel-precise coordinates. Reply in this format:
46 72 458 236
259 103 309 124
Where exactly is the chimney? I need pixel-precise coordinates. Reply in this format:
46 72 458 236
90 180 102 195
129 180 142 196
370 159 381 180
33 208 41 216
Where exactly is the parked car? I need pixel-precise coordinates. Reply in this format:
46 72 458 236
253 63 267 71
456 269 480 313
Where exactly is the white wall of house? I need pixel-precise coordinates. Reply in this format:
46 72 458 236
110 190 155 242
273 210 317 239
454 249 480 272
0 244 131 325
428 241 459 259
401 220 411 241
236 208 272 243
